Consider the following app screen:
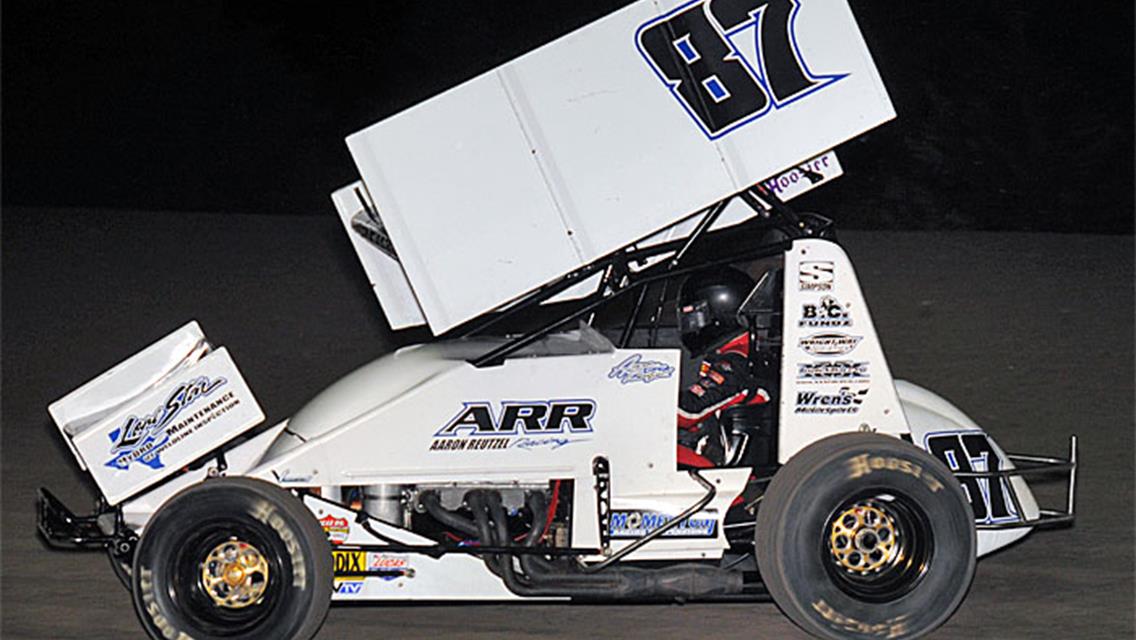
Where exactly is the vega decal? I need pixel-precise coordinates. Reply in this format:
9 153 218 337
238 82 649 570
795 387 867 414
105 375 235 471
608 354 675 385
636 0 845 139
609 509 718 539
429 400 596 452
800 295 851 328
799 332 861 357
924 432 1019 524
797 360 869 382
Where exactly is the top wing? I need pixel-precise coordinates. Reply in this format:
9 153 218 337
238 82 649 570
344 0 893 334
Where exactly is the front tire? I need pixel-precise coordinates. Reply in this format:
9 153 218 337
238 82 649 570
756 433 975 640
132 477 333 640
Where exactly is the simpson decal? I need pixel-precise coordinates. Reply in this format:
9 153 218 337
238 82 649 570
798 261 835 291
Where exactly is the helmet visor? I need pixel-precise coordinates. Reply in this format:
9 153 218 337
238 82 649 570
678 299 714 352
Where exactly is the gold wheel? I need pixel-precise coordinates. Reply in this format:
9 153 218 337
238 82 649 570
827 500 900 575
199 538 270 609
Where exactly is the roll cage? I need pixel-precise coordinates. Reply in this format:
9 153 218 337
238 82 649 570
446 182 834 367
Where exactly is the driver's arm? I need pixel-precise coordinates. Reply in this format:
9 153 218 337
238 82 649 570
677 352 769 429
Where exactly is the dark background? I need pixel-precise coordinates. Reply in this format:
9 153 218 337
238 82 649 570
3 1 1133 233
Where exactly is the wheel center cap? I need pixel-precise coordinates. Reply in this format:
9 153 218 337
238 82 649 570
223 564 246 586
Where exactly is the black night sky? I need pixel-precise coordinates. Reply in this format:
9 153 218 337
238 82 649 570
3 1 1133 233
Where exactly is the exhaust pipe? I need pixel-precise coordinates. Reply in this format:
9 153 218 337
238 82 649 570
452 489 743 601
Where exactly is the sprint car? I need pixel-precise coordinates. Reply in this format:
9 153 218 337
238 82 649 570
38 186 1077 640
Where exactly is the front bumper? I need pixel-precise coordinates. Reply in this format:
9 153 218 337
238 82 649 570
37 488 131 550
960 435 1078 531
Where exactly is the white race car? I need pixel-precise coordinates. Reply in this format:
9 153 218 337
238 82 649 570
39 188 1076 640
37 2 1077 638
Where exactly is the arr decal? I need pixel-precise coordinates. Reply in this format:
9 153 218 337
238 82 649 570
608 354 675 385
430 400 596 452
105 375 233 471
799 332 861 357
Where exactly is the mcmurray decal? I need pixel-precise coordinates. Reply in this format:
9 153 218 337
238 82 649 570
609 509 718 539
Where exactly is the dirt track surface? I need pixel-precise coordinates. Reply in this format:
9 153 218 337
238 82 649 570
2 208 1132 639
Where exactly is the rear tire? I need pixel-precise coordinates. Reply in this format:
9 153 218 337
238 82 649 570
132 477 332 640
756 433 975 640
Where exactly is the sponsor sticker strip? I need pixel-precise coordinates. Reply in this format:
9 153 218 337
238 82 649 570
608 509 718 539
794 257 875 416
428 399 596 453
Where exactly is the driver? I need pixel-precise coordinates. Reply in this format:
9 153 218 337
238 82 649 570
676 267 771 467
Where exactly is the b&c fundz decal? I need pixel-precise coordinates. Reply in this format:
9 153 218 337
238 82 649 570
636 0 845 139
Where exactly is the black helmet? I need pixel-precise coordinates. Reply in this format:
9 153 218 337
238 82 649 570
677 266 755 353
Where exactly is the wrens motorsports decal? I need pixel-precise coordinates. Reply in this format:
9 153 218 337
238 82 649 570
429 400 595 452
105 375 238 471
608 354 675 385
795 387 868 415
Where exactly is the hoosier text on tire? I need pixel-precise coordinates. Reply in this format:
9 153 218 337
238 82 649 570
131 477 333 640
755 433 976 640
